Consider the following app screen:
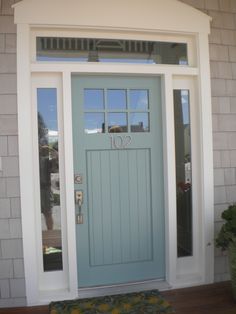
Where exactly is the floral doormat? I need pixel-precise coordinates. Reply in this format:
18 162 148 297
49 289 175 314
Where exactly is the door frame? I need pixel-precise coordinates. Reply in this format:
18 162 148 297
15 0 213 306
29 60 212 303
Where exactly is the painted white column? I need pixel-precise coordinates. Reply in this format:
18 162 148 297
198 32 214 284
62 71 78 298
17 23 40 305
162 73 177 287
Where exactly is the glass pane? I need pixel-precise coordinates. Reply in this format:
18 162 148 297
84 89 104 110
37 37 188 65
108 113 127 132
84 113 105 134
174 89 192 258
130 113 149 132
37 88 63 271
107 89 127 110
130 90 149 110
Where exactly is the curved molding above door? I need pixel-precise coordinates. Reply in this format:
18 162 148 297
14 0 211 34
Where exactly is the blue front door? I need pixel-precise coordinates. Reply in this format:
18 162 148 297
72 75 165 288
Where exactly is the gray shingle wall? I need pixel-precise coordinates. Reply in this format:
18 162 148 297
180 0 236 282
0 0 235 308
0 0 26 308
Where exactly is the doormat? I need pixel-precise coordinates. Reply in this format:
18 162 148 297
49 289 175 314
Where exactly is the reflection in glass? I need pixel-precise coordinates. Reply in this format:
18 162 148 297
84 113 105 134
174 89 192 258
37 88 63 271
37 37 188 65
108 113 127 132
84 89 104 110
130 113 149 132
130 90 149 110
107 89 127 110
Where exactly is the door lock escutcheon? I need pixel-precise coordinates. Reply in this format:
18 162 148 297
75 190 84 224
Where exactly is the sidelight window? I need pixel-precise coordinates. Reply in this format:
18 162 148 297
173 89 192 258
37 88 63 271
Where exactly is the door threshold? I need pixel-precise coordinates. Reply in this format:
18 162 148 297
77 279 171 299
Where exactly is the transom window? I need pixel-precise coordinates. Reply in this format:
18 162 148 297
36 37 188 65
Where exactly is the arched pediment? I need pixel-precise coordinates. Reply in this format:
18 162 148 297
14 0 211 34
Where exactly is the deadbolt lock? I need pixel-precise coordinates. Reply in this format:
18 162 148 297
75 190 83 205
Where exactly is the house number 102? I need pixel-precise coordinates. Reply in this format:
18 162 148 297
109 135 132 149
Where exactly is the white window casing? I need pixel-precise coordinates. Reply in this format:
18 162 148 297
14 0 213 305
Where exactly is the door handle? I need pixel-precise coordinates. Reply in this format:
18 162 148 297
75 190 84 224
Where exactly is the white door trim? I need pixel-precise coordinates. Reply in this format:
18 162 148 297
15 1 213 305
26 65 213 304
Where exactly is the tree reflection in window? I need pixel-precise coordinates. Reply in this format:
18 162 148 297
37 88 63 271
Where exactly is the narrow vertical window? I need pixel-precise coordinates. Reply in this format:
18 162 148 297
37 88 63 271
174 90 192 257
